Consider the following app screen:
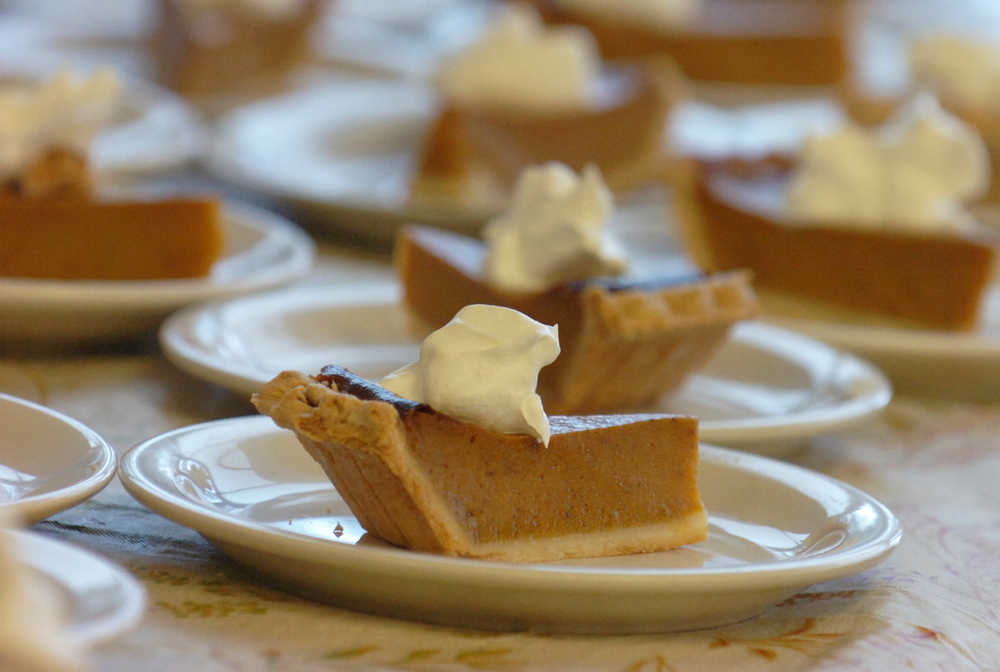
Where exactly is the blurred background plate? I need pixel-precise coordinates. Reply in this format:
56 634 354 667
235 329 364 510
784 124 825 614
767 282 1000 401
206 74 502 244
13 530 146 647
0 394 116 524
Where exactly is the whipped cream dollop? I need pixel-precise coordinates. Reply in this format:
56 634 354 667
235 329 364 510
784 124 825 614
0 513 81 672
381 305 560 445
0 68 120 180
787 94 990 228
910 35 1000 112
435 4 599 110
555 0 700 30
484 163 628 292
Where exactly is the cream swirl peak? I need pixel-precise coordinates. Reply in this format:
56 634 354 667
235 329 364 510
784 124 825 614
435 4 599 110
381 305 560 445
910 35 1000 112
787 94 990 228
484 163 628 292
0 68 120 180
555 0 701 30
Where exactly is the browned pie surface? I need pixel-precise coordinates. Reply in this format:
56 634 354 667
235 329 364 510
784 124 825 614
530 0 847 85
680 169 998 329
0 196 224 280
253 367 706 562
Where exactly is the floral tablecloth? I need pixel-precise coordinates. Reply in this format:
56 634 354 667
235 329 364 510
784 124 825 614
3 241 999 672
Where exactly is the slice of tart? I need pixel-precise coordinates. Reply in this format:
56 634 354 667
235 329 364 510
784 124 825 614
412 59 683 205
674 166 999 330
394 225 758 413
529 0 848 86
0 69 226 281
152 0 321 100
252 365 706 563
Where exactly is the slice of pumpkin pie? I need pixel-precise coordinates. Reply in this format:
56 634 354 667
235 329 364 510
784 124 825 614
673 94 999 330
397 163 758 413
0 68 224 281
252 305 706 563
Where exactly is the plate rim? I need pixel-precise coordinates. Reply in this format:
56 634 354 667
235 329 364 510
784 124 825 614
0 200 315 310
12 529 146 647
769 313 1000 359
158 284 892 447
118 415 902 593
0 393 117 524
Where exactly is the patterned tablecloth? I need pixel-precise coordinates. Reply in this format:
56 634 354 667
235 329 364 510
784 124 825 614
2 240 998 672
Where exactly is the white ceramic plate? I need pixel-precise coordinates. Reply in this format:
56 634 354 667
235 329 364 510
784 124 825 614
160 284 891 454
765 282 1000 401
12 530 146 647
207 74 496 241
119 416 901 634
0 394 116 524
0 202 314 348
0 54 204 175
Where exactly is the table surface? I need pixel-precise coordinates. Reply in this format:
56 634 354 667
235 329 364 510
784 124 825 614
3 231 1000 672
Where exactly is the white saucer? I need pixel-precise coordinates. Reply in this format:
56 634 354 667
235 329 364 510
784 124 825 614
160 284 891 454
207 74 495 242
13 530 146 647
119 416 900 634
765 283 1000 401
0 202 314 348
0 394 116 524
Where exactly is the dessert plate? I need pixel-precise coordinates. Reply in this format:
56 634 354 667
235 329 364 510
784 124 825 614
119 416 901 634
12 530 146 647
0 202 314 348
206 73 498 242
0 394 117 524
159 284 891 455
764 283 1000 401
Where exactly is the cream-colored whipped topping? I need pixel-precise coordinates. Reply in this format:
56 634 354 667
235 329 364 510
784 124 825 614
0 513 81 672
910 35 1000 112
435 4 599 110
381 304 560 445
484 163 628 292
787 94 990 228
555 0 700 30
0 68 120 180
